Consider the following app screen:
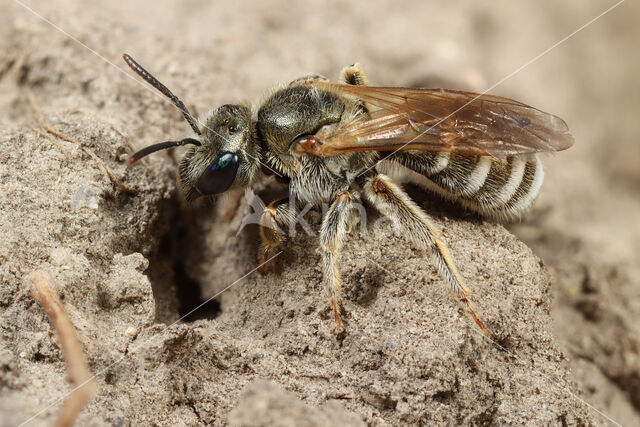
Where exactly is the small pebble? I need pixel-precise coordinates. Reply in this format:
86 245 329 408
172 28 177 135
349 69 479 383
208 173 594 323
70 186 99 211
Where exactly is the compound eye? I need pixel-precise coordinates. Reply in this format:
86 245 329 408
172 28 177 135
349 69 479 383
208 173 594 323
196 152 239 195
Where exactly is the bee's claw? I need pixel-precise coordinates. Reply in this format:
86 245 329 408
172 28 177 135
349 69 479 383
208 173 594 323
333 306 344 332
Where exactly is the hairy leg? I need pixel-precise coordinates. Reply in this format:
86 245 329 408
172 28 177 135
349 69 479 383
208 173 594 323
258 197 294 275
362 173 491 336
340 63 371 86
320 190 358 330
223 188 244 222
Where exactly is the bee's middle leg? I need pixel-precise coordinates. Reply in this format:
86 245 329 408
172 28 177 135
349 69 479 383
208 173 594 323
320 190 358 330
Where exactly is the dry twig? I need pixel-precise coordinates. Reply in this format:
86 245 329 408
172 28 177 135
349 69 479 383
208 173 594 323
27 271 96 427
10 44 35 81
26 89 78 143
82 147 136 194
27 123 65 152
26 89 136 195
0 57 14 79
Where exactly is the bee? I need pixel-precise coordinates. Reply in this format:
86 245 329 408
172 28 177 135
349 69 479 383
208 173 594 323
123 54 573 336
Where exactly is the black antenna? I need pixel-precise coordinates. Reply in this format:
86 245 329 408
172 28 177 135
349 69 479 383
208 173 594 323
123 54 202 136
128 138 201 164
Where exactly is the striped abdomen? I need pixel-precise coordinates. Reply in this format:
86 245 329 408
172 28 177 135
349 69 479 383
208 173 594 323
378 151 544 219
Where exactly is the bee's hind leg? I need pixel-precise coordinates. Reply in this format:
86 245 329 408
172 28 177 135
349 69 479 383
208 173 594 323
258 197 294 275
362 173 492 336
320 190 359 330
340 63 371 86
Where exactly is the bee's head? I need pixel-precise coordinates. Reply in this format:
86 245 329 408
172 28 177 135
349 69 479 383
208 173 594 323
178 104 258 200
123 54 259 200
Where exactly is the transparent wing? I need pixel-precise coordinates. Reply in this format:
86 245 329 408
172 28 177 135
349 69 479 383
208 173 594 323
297 81 574 158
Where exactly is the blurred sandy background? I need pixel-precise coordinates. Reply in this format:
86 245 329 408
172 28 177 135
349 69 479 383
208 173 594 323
1 0 639 425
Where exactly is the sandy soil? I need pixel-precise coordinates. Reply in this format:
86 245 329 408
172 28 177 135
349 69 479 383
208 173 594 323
1 1 638 425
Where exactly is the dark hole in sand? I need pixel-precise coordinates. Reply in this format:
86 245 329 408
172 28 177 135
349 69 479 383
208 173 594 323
148 199 223 323
173 261 221 322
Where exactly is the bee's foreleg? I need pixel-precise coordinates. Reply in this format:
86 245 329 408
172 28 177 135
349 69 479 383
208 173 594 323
362 174 492 336
320 190 358 331
258 197 294 275
223 188 244 222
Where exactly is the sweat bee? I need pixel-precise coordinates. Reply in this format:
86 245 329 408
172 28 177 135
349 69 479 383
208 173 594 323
123 54 573 336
